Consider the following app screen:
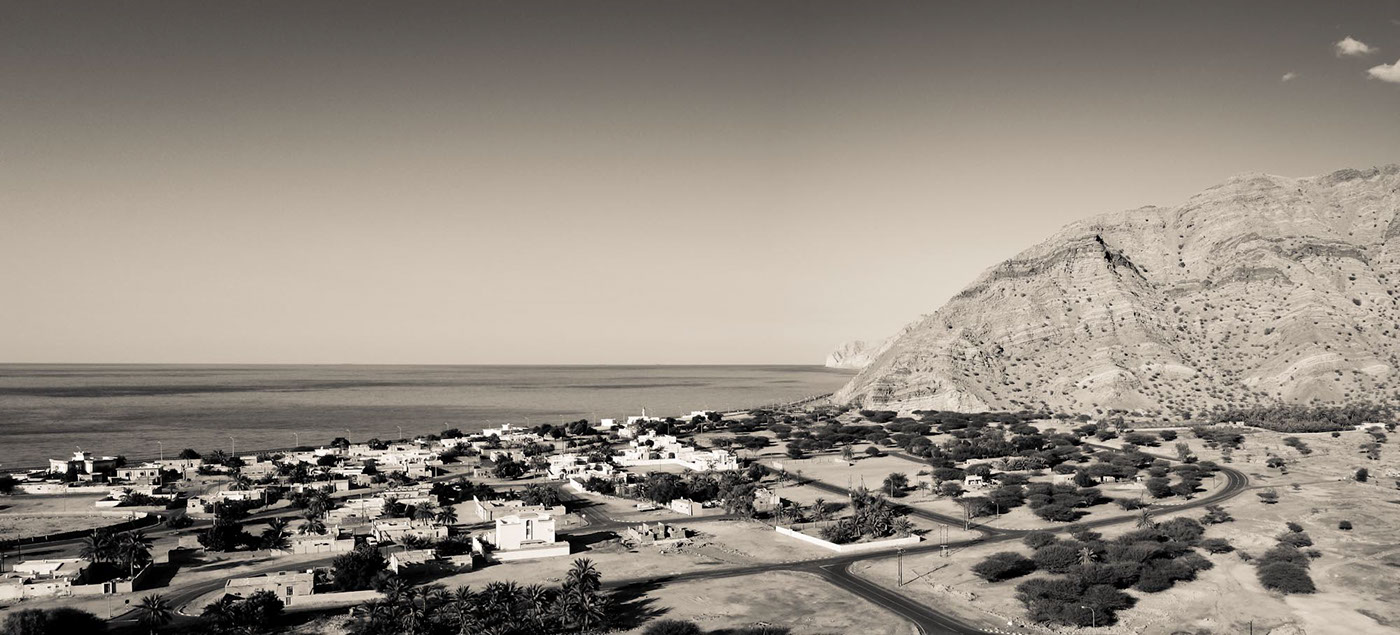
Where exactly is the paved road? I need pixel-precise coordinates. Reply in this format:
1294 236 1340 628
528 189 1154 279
100 445 1249 635
606 448 1251 634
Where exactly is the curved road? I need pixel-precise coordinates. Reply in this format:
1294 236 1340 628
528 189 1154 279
97 447 1249 634
607 449 1250 634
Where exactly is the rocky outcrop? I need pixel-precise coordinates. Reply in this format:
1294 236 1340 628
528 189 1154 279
835 165 1400 416
825 338 891 370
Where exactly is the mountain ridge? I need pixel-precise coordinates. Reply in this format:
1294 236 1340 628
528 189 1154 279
834 164 1400 417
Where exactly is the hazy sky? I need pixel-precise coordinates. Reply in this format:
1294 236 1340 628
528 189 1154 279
3 1 1399 365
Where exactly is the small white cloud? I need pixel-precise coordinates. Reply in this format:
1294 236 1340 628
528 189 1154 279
1281 71 1298 82
1336 36 1378 57
1368 58 1400 83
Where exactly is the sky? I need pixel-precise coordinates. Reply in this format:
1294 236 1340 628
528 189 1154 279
2 1 1399 365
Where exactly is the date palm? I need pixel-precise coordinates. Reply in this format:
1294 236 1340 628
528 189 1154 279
521 583 553 630
413 501 438 523
448 586 479 632
200 594 240 632
565 558 601 594
80 529 117 564
118 530 154 577
299 514 327 535
135 593 174 634
435 505 459 526
261 518 290 550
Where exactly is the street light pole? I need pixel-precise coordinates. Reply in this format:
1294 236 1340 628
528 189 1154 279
1081 605 1095 628
229 436 235 457
397 425 404 441
293 432 300 448
897 548 905 586
156 441 163 462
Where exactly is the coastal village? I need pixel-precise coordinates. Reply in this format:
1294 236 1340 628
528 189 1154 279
2 402 1395 634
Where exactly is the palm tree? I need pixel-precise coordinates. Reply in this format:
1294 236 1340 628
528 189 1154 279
565 558 601 594
135 593 174 634
1137 507 1154 529
380 496 400 519
891 517 915 537
448 586 478 632
307 491 332 517
261 518 290 551
80 529 117 564
435 505 459 527
380 577 411 603
299 514 327 536
811 498 831 522
521 583 553 629
200 594 240 633
1078 546 1096 566
118 530 154 577
481 581 523 631
413 501 439 523
230 473 253 491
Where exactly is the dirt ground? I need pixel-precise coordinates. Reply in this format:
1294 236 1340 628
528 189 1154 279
852 424 1400 635
0 514 128 540
0 493 132 540
438 517 840 592
280 571 916 635
619 571 916 635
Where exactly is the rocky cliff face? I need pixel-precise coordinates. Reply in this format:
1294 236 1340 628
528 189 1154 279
835 165 1400 416
825 338 893 369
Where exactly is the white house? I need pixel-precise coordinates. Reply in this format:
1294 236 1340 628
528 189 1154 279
487 511 570 560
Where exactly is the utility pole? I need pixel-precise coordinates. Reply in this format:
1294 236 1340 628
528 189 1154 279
897 548 905 586
156 441 163 462
229 436 236 457
293 432 300 448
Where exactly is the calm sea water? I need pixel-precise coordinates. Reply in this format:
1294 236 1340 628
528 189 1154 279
0 365 853 469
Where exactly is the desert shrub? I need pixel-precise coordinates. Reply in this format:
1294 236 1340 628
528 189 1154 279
643 620 704 635
1033 543 1083 574
1015 577 1133 627
1199 538 1234 554
1277 532 1313 548
972 552 1038 582
1338 520 1353 530
1023 532 1057 550
1200 505 1233 524
1115 497 1147 510
1284 522 1303 533
1144 477 1173 498
1156 517 1205 545
1257 562 1316 594
1133 558 1195 593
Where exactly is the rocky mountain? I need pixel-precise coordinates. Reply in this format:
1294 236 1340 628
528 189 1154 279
835 165 1400 417
825 338 893 369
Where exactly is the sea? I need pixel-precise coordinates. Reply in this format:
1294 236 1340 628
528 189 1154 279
0 365 854 469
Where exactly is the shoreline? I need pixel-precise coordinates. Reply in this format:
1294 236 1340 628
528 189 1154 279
1 392 839 474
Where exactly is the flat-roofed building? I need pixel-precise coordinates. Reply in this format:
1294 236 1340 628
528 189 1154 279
224 570 314 602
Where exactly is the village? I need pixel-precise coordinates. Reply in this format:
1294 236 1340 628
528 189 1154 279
1 404 1396 635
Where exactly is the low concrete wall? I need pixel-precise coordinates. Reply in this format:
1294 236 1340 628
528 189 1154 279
775 526 921 553
285 589 381 609
491 542 571 562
